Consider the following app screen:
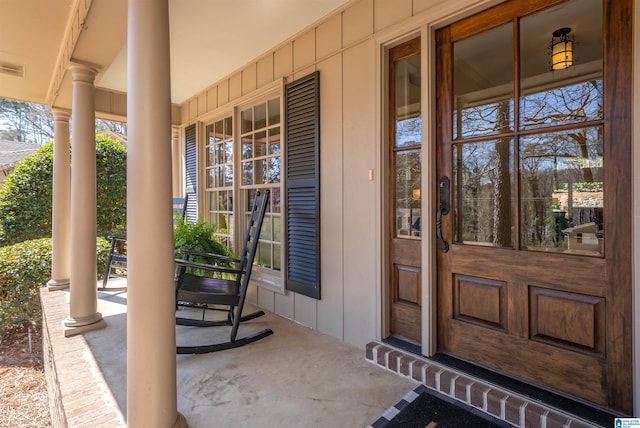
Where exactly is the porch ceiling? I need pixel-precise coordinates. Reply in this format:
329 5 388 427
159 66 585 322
0 0 351 110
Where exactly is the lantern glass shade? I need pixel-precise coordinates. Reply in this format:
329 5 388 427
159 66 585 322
550 28 574 70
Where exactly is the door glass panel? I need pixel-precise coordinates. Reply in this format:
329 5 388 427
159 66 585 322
394 55 421 148
393 49 421 239
454 139 514 247
396 115 422 148
454 24 514 140
519 0 603 131
395 150 421 237
520 126 603 255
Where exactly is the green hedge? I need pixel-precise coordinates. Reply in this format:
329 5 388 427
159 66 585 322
0 144 54 244
0 135 127 246
0 237 110 338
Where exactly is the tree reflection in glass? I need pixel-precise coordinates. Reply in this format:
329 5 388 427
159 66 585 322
520 127 603 254
454 139 514 247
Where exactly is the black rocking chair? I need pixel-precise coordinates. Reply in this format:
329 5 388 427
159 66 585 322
174 189 272 354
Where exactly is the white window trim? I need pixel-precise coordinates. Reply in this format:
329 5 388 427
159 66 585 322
198 79 286 295
235 91 285 295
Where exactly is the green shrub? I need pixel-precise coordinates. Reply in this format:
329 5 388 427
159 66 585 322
174 218 235 277
0 144 53 245
95 135 127 235
0 135 127 246
0 237 110 338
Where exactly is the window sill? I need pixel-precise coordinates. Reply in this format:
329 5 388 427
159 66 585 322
251 268 286 295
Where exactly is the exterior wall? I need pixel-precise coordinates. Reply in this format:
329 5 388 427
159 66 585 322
178 0 397 349
176 6 639 413
175 0 505 350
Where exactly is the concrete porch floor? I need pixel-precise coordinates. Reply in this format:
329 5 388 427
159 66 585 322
40 282 418 427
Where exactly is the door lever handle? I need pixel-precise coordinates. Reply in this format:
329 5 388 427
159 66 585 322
437 176 450 253
436 206 449 253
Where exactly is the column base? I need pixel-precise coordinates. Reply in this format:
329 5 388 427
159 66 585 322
63 313 106 337
173 412 188 428
47 278 70 291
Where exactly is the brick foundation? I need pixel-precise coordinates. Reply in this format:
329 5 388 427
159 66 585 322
41 288 125 428
365 342 602 428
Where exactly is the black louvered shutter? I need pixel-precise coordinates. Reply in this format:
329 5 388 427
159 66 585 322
184 124 197 223
285 71 320 299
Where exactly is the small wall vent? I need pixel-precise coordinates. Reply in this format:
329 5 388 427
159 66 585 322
0 62 24 77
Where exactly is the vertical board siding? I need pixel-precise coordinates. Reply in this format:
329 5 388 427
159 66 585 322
285 71 321 299
184 124 197 223
342 41 375 348
316 54 344 340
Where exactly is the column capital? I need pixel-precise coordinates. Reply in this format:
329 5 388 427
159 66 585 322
50 108 71 122
68 61 100 83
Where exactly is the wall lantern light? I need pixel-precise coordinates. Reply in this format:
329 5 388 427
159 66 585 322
550 27 574 70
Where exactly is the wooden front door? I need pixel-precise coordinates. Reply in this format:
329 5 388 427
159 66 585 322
388 38 422 344
435 0 632 413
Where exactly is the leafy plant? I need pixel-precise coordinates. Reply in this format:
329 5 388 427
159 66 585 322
0 135 127 246
174 218 235 277
0 237 110 338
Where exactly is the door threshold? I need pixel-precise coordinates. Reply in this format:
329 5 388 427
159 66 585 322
430 353 620 427
366 341 624 428
382 336 421 356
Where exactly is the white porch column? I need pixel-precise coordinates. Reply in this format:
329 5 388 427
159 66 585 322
127 1 186 427
63 63 105 336
47 109 71 291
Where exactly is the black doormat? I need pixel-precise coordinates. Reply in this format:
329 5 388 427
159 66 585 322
369 385 512 428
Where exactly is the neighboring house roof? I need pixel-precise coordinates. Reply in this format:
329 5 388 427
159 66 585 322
0 141 40 171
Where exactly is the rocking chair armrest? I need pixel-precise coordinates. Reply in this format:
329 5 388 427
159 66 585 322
174 258 245 276
177 249 241 264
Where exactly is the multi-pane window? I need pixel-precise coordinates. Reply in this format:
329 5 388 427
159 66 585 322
452 0 604 256
205 117 234 249
246 187 281 272
240 98 282 271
